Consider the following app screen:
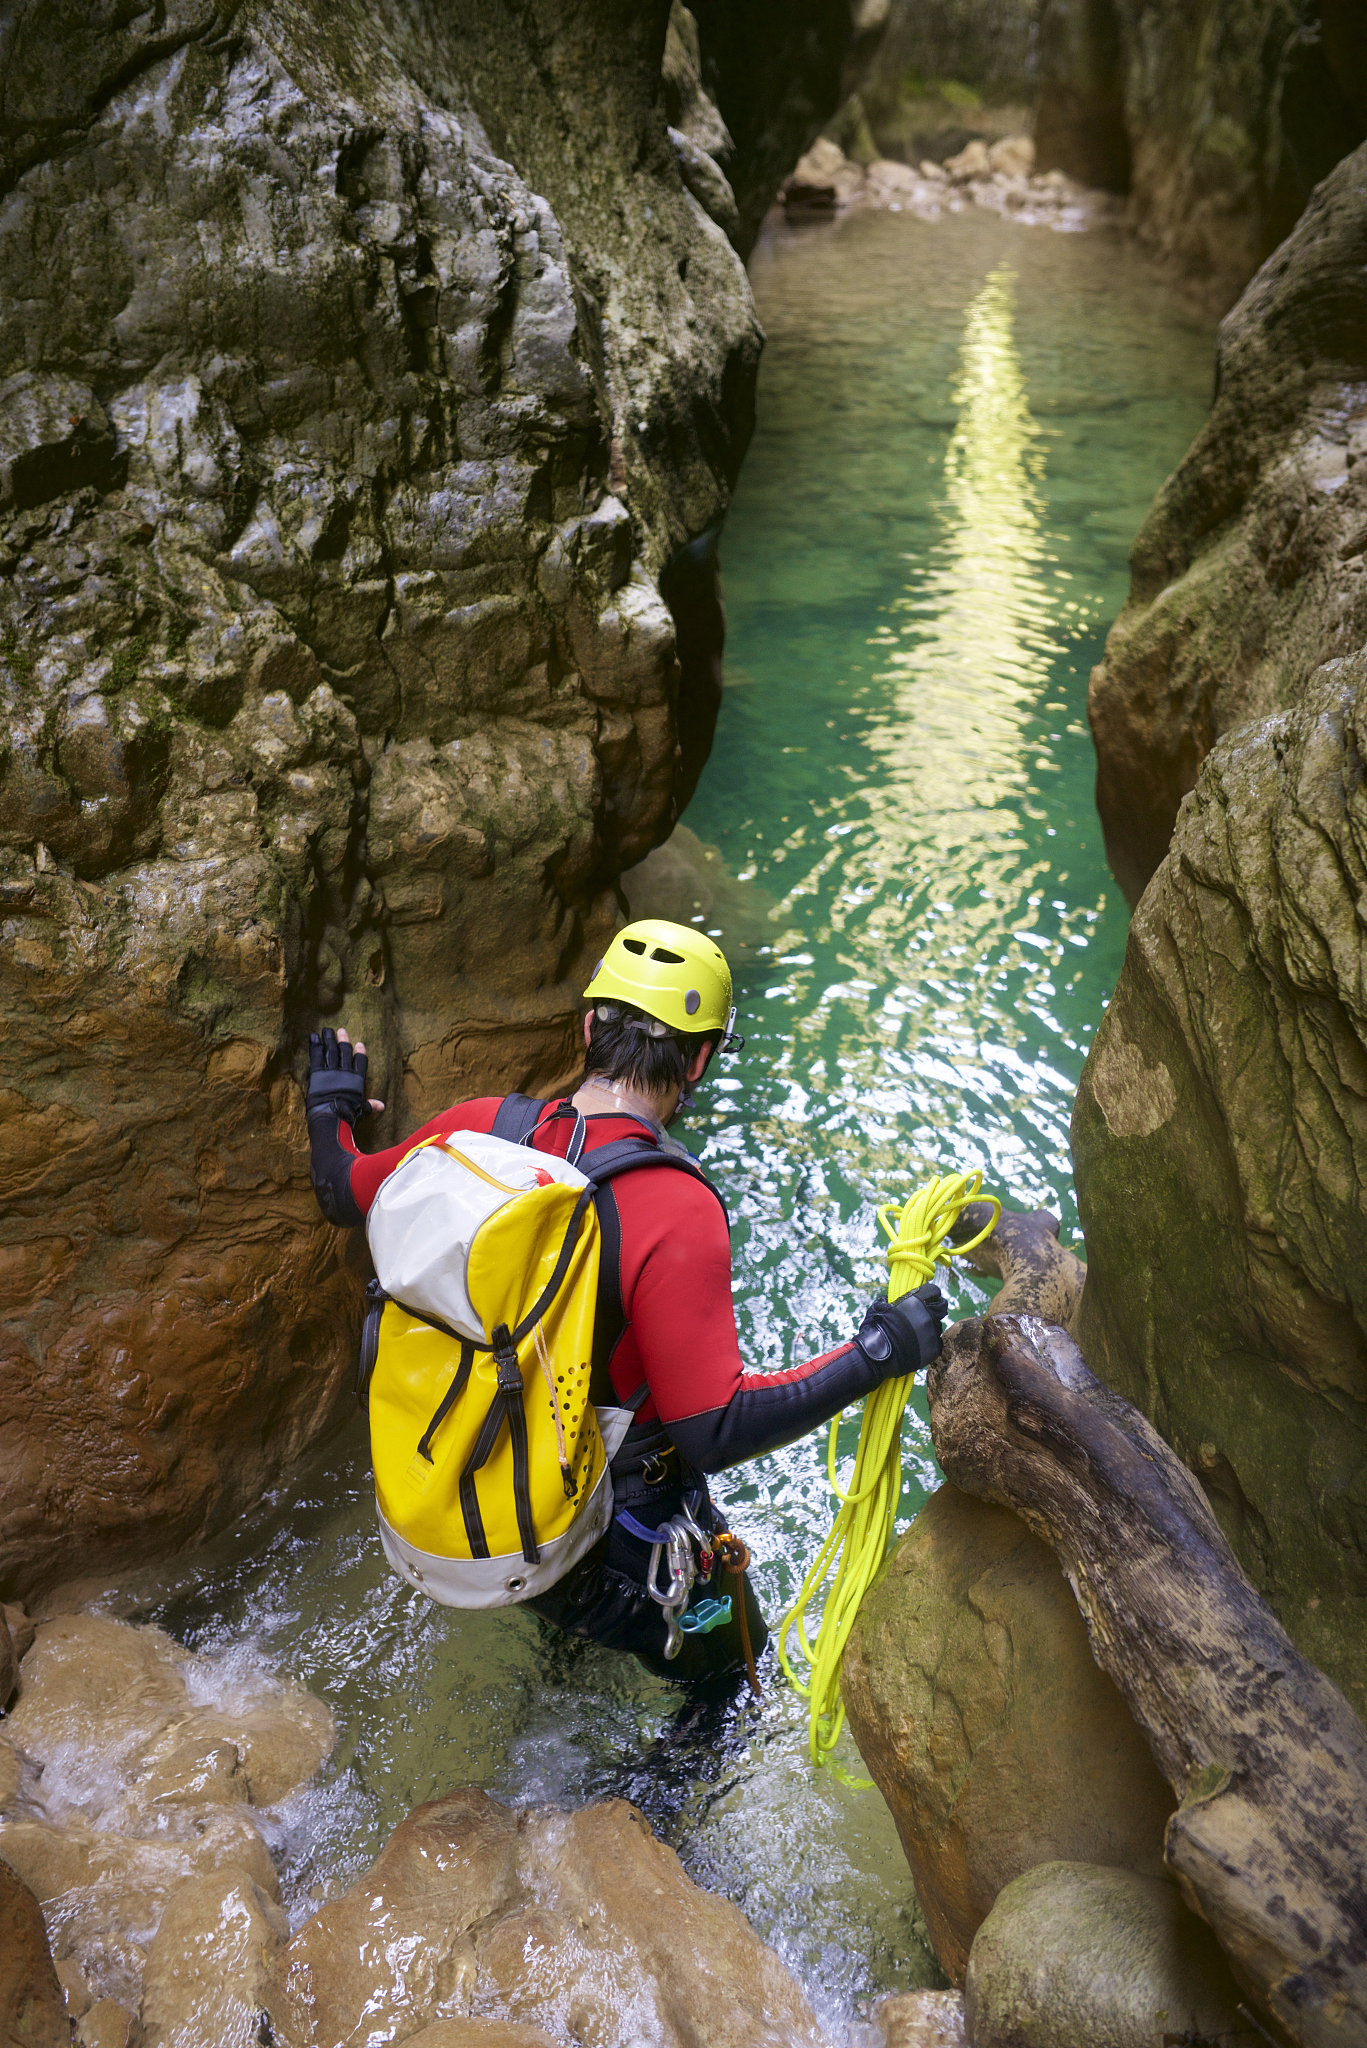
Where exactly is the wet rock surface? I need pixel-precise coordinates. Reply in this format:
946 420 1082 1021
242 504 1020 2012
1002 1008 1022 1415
0 1611 835 2045
272 1788 830 2048
1089 140 1367 905
964 1862 1256 2048
0 1858 68 2048
0 1612 333 2015
869 1987 968 2046
0 0 765 1599
1075 649 1367 1718
841 1484 1173 1983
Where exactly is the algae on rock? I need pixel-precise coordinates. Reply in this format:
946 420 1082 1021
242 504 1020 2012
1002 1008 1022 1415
0 0 767 1597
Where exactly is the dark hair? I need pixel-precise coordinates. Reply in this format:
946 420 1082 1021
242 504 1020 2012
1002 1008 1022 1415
583 1000 713 1096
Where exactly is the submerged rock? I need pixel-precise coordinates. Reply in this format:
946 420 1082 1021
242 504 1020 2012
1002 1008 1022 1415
272 1788 830 2048
1090 139 1367 905
1075 650 1367 1717
841 1485 1173 1982
963 1862 1256 2048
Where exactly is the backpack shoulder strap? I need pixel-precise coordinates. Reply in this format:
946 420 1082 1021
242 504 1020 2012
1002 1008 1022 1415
582 1137 730 1231
491 1092 546 1143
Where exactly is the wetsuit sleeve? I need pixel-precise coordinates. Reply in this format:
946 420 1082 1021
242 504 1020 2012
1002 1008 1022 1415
627 1186 889 1472
307 1097 503 1226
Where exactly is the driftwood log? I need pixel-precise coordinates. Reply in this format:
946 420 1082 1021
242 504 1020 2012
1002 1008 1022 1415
948 1202 1086 1325
928 1309 1367 2048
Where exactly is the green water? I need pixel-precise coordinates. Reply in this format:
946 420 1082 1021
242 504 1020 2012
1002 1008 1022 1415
117 207 1213 2036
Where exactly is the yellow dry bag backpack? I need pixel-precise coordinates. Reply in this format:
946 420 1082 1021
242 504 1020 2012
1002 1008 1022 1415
356 1093 723 1608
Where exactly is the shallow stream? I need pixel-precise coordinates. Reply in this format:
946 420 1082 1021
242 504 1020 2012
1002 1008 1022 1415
110 206 1213 2035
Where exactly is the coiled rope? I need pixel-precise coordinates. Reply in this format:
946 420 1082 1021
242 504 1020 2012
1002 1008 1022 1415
777 1170 1001 1770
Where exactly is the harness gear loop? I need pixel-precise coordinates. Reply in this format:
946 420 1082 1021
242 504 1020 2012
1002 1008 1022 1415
777 1170 1001 1770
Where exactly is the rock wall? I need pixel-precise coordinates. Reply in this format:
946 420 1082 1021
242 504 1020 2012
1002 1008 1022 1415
1090 139 1367 906
0 0 779 1597
689 0 886 254
1035 0 1367 306
1074 653 1367 1718
1076 144 1367 1729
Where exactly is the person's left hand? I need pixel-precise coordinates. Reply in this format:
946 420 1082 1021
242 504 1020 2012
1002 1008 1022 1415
307 1026 385 1123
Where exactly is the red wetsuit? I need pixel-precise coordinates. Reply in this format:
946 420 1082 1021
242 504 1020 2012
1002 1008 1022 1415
310 1094 886 1475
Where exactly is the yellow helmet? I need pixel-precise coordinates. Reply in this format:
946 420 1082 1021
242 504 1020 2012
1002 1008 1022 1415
584 919 735 1038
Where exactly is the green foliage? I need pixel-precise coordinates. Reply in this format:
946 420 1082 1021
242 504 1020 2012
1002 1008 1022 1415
899 70 983 110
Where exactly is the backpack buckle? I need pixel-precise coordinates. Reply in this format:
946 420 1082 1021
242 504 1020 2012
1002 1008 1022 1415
491 1323 522 1393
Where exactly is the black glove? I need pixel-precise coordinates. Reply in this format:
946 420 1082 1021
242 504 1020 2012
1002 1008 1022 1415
307 1028 369 1127
852 1283 949 1379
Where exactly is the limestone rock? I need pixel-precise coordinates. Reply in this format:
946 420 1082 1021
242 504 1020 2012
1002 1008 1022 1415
688 0 885 254
0 0 762 1602
0 1611 332 2014
1090 140 1367 904
1074 651 1367 1717
272 1788 829 2048
872 1988 967 2046
964 1862 1256 2048
1036 0 1366 307
76 2004 138 2048
139 1867 290 2048
841 1484 1173 1982
0 1858 68 2048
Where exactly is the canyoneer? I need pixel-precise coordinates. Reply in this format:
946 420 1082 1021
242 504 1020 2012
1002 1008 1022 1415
305 919 947 1693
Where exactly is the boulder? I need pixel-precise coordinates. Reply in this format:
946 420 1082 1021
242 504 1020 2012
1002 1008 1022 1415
1089 140 1367 905
0 0 763 1602
964 1862 1257 2048
76 2005 138 2048
871 1988 967 2046
272 1789 829 2048
0 1858 68 2048
138 1867 290 2048
1075 651 1367 1719
0 1611 333 2015
987 136 1033 179
841 1485 1173 1982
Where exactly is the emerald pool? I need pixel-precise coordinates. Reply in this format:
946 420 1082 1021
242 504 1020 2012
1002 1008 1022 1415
116 202 1215 2035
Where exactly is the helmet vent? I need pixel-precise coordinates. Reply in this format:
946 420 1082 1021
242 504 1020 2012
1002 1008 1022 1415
649 946 684 963
622 938 646 955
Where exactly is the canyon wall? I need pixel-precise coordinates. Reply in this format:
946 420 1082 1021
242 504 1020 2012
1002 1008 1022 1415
1074 142 1367 1714
0 0 829 1597
1037 0 1366 307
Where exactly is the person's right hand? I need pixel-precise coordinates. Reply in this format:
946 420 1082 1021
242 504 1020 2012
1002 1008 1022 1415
307 1026 385 1124
852 1282 948 1380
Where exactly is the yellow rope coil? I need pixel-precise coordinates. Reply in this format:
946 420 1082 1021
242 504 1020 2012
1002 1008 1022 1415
777 1170 1001 1770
